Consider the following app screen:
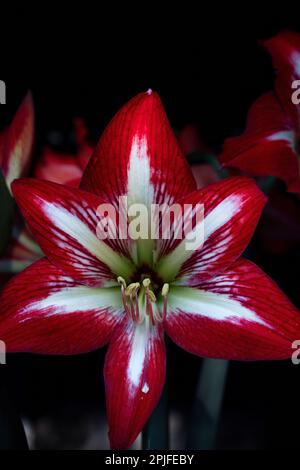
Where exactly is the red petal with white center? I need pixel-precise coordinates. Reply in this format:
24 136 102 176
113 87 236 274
34 147 83 187
1 92 34 189
164 258 300 360
0 258 123 354
156 177 266 284
263 31 300 129
104 319 166 449
12 178 135 287
220 93 300 194
81 91 196 208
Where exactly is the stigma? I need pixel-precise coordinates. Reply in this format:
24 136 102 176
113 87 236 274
117 276 169 325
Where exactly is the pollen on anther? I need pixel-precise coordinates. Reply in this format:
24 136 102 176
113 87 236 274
142 278 151 288
162 283 169 297
117 276 127 288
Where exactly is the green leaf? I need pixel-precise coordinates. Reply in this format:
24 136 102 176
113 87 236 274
0 170 14 256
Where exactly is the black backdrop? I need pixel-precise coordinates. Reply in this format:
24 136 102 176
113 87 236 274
1 6 300 449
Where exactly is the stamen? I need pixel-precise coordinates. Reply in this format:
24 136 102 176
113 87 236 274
146 291 155 326
118 276 168 325
142 278 151 288
125 283 140 321
136 293 143 324
117 276 127 288
153 307 164 323
125 282 140 296
148 290 156 302
162 283 169 297
117 277 130 317
129 291 136 321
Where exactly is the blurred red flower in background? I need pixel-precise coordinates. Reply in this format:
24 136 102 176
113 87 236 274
0 97 94 274
220 31 300 195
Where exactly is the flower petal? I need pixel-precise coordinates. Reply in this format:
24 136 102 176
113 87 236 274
81 91 196 208
263 31 300 129
156 177 266 284
104 319 166 449
1 92 34 190
164 258 300 360
12 178 135 287
220 93 300 194
0 258 123 354
191 163 220 189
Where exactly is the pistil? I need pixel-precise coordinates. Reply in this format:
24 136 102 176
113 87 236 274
142 278 157 325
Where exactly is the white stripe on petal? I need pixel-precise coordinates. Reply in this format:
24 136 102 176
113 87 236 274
168 286 270 327
157 195 240 281
42 200 134 279
127 320 149 388
127 135 157 265
291 51 300 77
127 135 154 208
20 286 123 321
267 130 295 149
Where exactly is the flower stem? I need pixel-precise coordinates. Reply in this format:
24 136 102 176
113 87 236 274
142 381 169 450
187 358 229 449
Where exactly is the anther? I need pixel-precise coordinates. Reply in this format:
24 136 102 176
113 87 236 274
125 282 140 296
161 283 170 320
118 276 130 317
117 276 127 288
162 283 169 297
148 290 156 302
142 278 151 288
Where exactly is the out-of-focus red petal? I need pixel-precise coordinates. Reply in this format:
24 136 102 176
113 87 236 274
34 148 83 187
190 163 220 189
220 93 300 194
1 92 34 189
263 31 300 129
0 225 42 273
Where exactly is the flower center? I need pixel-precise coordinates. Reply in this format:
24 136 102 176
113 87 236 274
117 276 169 325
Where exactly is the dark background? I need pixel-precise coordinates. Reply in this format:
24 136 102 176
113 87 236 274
1 7 300 449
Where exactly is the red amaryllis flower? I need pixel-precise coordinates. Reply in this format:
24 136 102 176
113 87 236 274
0 91 299 450
220 31 300 195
